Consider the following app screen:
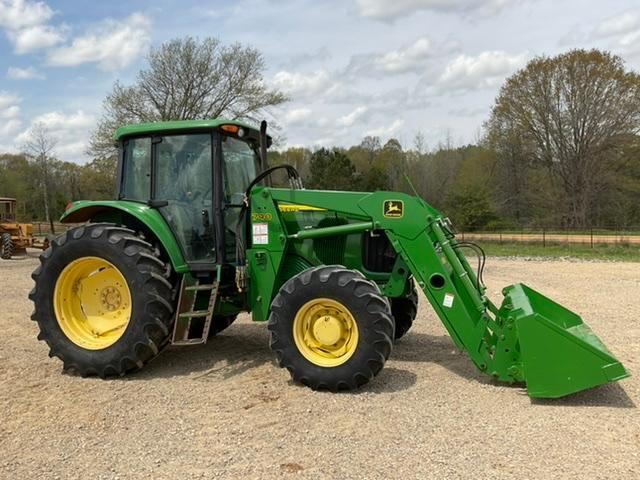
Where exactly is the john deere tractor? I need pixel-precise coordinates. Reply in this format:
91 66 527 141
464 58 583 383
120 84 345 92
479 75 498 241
30 119 628 397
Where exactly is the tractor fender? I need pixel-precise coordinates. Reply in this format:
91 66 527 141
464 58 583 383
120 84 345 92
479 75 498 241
60 200 188 272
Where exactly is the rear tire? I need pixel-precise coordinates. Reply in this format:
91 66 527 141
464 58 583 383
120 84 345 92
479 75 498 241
1 233 13 259
30 223 177 377
390 280 419 340
268 265 394 391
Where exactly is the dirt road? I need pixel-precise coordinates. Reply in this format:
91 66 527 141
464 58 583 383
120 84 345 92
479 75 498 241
1 253 638 479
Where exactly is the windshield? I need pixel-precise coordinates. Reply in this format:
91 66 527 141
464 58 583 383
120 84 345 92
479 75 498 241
221 136 259 203
221 135 260 262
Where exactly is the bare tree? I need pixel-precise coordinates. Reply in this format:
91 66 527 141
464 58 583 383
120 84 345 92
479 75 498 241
89 37 288 158
359 136 381 164
487 49 640 227
22 123 57 233
412 130 427 156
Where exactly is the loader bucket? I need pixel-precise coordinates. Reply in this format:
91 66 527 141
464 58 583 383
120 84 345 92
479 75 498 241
501 284 629 398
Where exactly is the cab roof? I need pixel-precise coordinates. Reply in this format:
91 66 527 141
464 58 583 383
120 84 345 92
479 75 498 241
114 119 264 142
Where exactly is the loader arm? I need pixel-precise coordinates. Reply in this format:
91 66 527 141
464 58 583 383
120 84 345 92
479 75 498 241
251 187 629 398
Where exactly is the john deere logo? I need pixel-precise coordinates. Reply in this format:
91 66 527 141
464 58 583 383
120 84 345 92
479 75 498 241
383 200 404 218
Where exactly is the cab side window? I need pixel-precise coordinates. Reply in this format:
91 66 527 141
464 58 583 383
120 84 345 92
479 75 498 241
121 137 151 201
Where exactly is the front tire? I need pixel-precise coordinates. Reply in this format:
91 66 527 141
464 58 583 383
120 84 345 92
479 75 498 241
390 280 419 340
30 223 177 377
1 233 13 259
268 265 394 391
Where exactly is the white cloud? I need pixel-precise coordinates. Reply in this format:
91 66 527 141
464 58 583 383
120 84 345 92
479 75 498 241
336 106 368 127
0 118 21 137
591 10 640 60
47 13 151 70
28 110 94 131
374 37 432 74
311 137 337 147
0 92 22 138
10 23 64 53
437 50 527 93
0 0 53 30
365 119 405 137
7 65 43 79
617 30 640 59
0 92 20 111
596 11 640 37
0 0 63 53
271 70 340 99
283 108 313 123
0 101 93 159
349 37 433 76
0 104 20 118
16 110 95 162
356 0 510 21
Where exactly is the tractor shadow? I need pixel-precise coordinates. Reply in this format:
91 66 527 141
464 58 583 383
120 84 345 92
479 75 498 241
128 321 419 393
392 332 635 408
392 332 483 381
132 321 274 381
355 367 418 394
5 249 39 261
530 382 635 408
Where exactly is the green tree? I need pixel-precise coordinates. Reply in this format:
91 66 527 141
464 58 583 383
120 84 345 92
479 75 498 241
487 49 640 227
358 163 390 191
79 157 118 200
307 148 357 191
377 139 406 191
446 187 496 231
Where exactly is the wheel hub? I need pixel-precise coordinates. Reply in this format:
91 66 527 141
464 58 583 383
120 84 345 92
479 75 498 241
53 257 132 350
293 298 359 367
312 314 343 345
101 287 122 311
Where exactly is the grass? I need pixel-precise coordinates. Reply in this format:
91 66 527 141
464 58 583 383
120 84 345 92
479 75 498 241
480 242 640 262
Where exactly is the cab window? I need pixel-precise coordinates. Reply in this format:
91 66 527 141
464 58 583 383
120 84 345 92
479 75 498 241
121 137 151 201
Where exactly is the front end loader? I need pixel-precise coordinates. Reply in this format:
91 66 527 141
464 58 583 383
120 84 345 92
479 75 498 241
29 119 628 398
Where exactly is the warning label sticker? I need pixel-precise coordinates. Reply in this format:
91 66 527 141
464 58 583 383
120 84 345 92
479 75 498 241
252 223 269 245
443 293 454 308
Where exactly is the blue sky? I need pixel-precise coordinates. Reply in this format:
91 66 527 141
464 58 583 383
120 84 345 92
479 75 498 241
0 0 639 162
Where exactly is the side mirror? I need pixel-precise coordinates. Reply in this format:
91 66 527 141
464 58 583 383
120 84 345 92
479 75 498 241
147 199 169 208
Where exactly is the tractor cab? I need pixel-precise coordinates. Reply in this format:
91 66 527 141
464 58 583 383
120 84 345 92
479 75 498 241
0 197 17 223
114 120 268 267
1 197 48 259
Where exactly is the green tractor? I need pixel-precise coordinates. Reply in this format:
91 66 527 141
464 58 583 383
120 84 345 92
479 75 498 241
30 119 628 397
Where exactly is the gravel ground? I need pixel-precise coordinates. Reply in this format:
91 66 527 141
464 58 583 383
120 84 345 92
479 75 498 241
1 252 638 479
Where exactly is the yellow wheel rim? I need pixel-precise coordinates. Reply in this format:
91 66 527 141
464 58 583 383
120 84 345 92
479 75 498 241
293 298 359 367
53 257 132 350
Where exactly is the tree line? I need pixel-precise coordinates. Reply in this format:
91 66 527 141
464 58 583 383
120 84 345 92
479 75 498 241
0 152 115 230
2 39 639 231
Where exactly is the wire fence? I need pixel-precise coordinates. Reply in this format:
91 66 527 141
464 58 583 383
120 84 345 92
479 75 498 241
460 228 640 247
31 222 82 236
27 222 640 248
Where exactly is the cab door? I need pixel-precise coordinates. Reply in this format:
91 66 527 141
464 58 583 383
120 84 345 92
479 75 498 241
153 133 216 264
